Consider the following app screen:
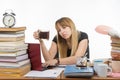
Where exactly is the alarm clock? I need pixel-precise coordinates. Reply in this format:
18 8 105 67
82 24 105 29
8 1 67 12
3 9 16 28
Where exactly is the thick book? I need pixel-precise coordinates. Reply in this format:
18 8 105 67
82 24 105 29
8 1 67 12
111 37 120 43
0 64 30 77
27 43 43 71
0 36 25 42
0 30 25 41
0 43 28 52
0 50 27 57
0 64 30 73
0 27 26 32
112 47 120 51
0 53 28 62
0 40 25 47
64 65 94 78
0 59 30 67
111 43 120 47
0 33 24 37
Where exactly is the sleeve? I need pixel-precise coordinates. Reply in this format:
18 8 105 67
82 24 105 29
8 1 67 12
78 31 89 58
52 35 59 58
78 32 88 42
52 35 57 43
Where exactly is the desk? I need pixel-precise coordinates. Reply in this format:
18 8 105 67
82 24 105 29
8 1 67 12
0 72 120 80
0 76 33 80
0 76 60 80
0 73 61 80
61 71 120 80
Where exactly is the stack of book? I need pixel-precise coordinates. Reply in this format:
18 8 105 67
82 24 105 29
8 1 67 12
0 27 31 77
111 37 120 60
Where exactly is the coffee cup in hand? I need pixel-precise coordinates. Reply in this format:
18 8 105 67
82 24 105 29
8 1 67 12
39 31 49 40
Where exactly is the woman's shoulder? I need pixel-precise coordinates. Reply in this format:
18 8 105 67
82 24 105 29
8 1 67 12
78 31 88 37
52 35 57 43
78 31 88 41
79 31 88 35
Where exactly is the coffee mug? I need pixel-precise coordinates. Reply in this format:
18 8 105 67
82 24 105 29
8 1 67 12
39 31 49 40
93 59 103 73
97 64 112 77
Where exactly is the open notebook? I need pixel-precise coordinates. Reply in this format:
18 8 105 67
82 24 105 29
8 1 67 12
27 43 45 71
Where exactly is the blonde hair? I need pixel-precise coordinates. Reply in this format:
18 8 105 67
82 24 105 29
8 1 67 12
55 17 79 58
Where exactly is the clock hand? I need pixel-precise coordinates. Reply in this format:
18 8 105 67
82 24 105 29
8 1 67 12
8 19 11 22
8 19 11 26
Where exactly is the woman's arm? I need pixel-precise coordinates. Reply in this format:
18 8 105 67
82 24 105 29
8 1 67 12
33 30 57 61
40 40 58 61
43 39 88 66
59 39 88 65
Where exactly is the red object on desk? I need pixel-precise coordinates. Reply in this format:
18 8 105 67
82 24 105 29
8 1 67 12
108 72 120 78
27 43 42 71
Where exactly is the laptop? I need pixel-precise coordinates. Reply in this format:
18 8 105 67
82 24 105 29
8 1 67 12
27 43 46 71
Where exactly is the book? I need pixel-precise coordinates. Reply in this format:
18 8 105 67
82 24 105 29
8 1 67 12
111 49 120 53
112 47 120 51
24 68 64 78
111 43 120 47
0 30 25 34
0 54 28 62
0 59 30 67
64 65 94 77
0 33 24 37
0 64 30 73
0 36 25 42
0 64 30 77
111 51 120 60
111 37 120 43
0 43 28 52
0 50 27 57
0 40 25 47
0 27 26 32
27 43 43 71
0 30 25 41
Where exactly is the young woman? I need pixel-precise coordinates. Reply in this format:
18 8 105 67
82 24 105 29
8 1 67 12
33 17 89 67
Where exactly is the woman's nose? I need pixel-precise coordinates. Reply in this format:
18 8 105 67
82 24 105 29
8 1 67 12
60 28 65 33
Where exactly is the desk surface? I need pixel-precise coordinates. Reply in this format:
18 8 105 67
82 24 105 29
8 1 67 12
0 76 119 80
0 76 59 80
61 71 120 80
0 77 119 80
0 72 120 80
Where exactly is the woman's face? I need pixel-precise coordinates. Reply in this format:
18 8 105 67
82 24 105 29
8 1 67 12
57 24 72 39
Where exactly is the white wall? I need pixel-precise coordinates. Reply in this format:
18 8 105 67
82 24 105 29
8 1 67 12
0 0 120 62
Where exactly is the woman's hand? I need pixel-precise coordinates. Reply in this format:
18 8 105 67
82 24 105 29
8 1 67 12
33 30 40 40
42 59 58 67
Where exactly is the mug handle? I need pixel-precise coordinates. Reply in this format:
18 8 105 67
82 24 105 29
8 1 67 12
107 66 112 73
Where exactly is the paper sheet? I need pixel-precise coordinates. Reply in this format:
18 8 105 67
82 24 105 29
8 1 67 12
24 68 64 78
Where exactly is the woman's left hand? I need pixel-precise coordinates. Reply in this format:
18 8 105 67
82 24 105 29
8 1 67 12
42 59 57 67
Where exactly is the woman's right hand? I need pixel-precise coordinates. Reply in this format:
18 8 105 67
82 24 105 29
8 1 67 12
33 30 40 40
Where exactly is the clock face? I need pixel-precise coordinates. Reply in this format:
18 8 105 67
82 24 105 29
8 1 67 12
3 15 15 27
